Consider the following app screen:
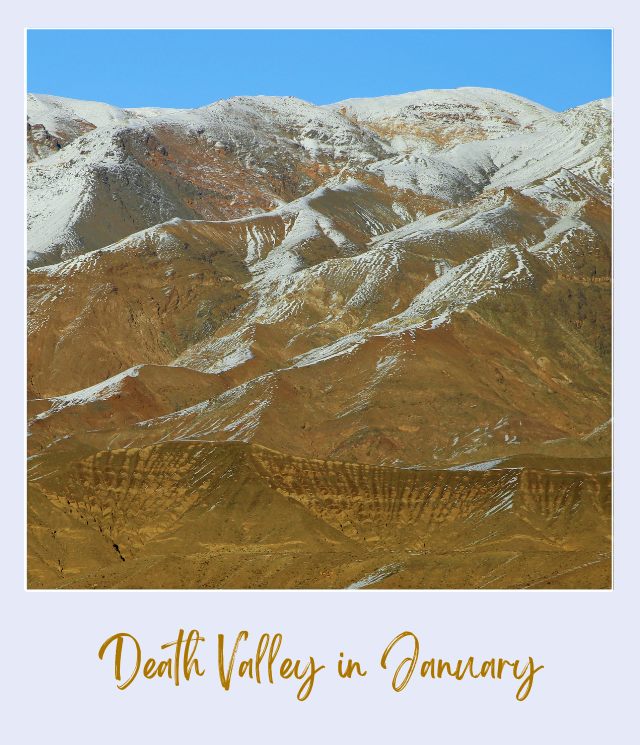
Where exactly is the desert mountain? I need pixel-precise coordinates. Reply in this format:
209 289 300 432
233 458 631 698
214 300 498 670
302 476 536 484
27 87 611 588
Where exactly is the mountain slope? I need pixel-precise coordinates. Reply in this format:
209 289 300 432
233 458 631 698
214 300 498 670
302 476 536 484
28 441 610 589
26 86 611 588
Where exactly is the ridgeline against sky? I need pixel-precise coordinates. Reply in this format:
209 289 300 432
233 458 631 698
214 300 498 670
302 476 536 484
27 29 611 112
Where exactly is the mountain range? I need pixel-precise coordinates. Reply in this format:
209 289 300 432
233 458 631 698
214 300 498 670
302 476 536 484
27 87 611 589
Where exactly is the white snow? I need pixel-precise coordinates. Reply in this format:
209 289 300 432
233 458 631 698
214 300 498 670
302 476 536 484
28 93 135 136
348 562 404 589
449 458 506 472
27 86 610 455
33 366 143 421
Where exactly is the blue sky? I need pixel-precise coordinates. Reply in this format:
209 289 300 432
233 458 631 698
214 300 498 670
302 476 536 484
27 30 612 111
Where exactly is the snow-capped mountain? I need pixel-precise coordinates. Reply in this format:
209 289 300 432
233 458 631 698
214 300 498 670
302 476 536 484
26 87 611 589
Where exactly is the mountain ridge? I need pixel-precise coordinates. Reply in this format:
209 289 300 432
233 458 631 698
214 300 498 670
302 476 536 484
27 85 611 588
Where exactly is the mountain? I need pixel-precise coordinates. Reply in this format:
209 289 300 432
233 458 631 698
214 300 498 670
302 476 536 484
26 87 611 588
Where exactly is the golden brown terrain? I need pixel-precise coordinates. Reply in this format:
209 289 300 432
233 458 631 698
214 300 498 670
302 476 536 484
27 88 611 588
28 442 610 589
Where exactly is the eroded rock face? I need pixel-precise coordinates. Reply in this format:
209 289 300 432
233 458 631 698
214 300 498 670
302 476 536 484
27 442 610 589
27 88 611 588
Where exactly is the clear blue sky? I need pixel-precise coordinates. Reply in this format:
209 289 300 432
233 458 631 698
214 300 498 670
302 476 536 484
27 30 612 111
